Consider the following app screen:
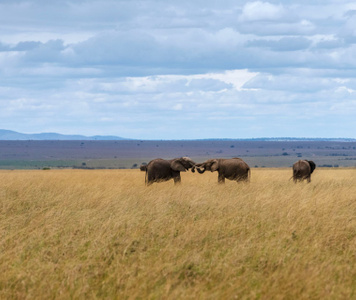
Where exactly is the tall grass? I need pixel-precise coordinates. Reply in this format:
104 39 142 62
1 168 356 299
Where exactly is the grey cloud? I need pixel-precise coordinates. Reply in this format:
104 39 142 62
2 0 355 74
344 10 356 18
247 37 312 51
70 31 160 66
64 28 247 74
13 41 42 51
23 39 66 62
314 38 345 49
338 11 356 45
0 39 65 57
237 20 316 36
0 0 239 34
0 42 10 51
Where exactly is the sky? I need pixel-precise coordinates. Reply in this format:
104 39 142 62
1 0 356 139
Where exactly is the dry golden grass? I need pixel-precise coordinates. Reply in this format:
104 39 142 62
1 168 356 299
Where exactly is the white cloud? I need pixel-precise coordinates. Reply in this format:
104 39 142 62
173 103 183 110
191 70 258 90
239 1 287 22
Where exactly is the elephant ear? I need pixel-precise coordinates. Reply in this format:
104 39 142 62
307 160 316 173
171 159 186 172
210 160 219 172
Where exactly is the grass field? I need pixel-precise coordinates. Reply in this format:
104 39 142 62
1 168 356 299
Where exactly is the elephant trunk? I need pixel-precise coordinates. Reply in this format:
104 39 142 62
196 167 206 174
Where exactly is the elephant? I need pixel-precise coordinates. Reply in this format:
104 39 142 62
192 158 250 183
140 157 196 185
292 160 316 183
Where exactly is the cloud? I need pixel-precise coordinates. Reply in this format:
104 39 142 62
247 37 312 51
0 42 10 52
239 1 287 22
1 0 356 138
12 41 42 51
314 38 345 49
244 72 342 94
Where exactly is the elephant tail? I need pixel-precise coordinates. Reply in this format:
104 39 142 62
294 169 301 178
290 169 300 181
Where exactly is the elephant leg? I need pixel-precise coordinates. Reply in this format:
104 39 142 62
146 175 154 186
173 176 181 185
218 174 225 184
239 174 249 182
293 172 298 183
147 173 156 184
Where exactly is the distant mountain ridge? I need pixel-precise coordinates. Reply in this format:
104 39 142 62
0 129 129 140
1 129 355 141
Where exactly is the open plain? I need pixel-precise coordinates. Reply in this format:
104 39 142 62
1 168 356 299
1 140 356 169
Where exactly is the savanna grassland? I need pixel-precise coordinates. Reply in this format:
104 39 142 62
1 140 356 169
1 168 356 299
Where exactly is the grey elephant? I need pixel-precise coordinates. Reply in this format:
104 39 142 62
193 158 250 183
140 157 196 185
292 160 316 183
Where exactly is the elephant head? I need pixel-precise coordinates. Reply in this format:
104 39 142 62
194 159 219 173
307 160 316 174
171 157 196 172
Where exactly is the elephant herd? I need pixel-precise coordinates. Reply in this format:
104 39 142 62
140 157 316 185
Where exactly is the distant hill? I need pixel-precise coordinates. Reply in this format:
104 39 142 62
1 129 355 141
0 129 129 140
